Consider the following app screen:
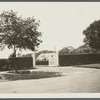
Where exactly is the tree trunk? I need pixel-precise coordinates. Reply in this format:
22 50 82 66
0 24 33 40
13 46 18 73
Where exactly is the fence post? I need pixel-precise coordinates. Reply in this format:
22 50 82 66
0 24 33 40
32 52 35 68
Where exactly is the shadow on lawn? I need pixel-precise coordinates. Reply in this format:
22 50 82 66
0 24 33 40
1 71 62 81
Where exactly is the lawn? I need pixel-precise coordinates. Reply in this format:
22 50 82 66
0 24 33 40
0 70 62 81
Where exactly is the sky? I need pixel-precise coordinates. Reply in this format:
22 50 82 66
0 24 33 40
0 2 100 58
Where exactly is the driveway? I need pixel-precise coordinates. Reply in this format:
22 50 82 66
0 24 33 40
0 66 100 93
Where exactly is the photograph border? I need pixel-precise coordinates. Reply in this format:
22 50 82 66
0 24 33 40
0 0 100 99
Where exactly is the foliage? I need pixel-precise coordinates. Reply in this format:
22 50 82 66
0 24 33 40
75 44 92 54
59 46 74 55
59 45 100 55
0 57 33 71
0 10 42 54
69 44 100 54
83 20 100 50
9 52 16 58
9 57 33 70
36 50 55 58
0 59 9 71
0 10 42 73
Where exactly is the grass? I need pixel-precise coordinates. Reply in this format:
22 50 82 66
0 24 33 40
0 71 62 81
74 63 100 69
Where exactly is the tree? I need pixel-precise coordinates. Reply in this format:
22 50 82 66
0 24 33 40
75 44 92 54
0 10 42 73
9 52 16 58
59 46 74 55
83 20 100 50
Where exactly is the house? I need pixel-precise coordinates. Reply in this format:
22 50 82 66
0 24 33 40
37 53 55 61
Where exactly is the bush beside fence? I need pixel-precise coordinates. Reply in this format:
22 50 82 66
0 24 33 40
59 54 100 66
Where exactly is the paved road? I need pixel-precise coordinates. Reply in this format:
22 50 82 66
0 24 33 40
0 67 100 93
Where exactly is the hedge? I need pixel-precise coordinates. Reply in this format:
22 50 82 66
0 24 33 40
0 59 9 71
59 54 100 66
0 57 33 71
9 57 33 70
36 60 48 65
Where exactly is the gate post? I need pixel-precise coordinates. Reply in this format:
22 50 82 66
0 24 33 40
49 51 59 67
55 51 59 66
32 52 35 68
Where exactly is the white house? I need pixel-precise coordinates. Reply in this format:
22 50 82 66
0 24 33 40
37 53 55 61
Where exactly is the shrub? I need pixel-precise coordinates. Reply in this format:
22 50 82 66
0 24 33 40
36 60 48 65
0 57 33 71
